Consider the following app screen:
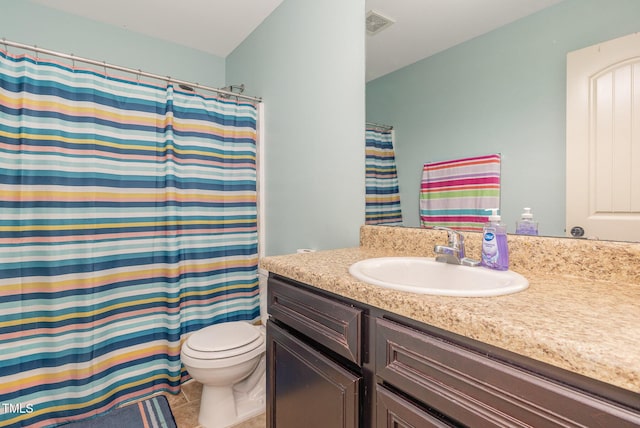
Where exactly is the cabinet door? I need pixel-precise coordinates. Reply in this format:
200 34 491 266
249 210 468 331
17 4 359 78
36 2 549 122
267 321 361 428
377 385 451 428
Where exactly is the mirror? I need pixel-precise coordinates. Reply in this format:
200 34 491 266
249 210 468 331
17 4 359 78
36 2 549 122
365 0 640 241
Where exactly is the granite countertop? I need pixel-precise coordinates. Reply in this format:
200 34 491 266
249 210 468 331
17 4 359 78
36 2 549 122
260 226 640 395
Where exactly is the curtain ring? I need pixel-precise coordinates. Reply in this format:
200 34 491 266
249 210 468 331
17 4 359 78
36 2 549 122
2 38 8 53
137 69 141 84
34 45 39 64
70 53 75 69
103 60 108 76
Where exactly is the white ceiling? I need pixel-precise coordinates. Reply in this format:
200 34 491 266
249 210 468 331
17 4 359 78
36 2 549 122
365 0 564 81
33 0 564 81
31 0 285 58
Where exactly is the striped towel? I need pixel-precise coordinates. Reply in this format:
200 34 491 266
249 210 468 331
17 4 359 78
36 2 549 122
420 154 501 232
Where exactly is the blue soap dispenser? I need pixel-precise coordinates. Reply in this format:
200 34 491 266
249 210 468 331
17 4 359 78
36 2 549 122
481 208 509 271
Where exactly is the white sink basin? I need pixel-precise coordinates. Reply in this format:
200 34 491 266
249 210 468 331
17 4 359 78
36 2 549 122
349 257 528 297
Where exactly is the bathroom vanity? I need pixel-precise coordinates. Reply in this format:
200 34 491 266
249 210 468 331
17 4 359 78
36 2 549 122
262 226 640 427
266 274 639 427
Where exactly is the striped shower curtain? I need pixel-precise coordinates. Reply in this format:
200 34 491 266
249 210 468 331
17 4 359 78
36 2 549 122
365 127 403 225
0 50 259 427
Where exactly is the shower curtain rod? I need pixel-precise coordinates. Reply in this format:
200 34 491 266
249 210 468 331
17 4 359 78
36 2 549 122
1 38 262 103
366 121 393 131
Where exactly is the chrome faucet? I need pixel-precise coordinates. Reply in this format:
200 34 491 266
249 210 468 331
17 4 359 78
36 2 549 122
433 226 480 267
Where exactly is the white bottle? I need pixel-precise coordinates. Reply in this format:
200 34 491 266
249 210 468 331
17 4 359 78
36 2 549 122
515 207 538 236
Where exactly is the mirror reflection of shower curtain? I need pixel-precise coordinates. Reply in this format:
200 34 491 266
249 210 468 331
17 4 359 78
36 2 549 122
365 127 403 225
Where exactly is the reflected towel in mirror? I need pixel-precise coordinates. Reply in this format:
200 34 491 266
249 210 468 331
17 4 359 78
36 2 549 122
420 154 500 232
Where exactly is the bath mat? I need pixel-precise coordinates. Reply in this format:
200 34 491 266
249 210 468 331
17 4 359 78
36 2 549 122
61 395 177 428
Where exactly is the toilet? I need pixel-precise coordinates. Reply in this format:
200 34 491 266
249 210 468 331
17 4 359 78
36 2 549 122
180 321 266 428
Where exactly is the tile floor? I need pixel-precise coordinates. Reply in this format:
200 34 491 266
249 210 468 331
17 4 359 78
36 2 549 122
164 380 266 428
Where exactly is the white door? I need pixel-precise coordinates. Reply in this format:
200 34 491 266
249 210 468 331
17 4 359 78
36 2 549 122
566 32 640 241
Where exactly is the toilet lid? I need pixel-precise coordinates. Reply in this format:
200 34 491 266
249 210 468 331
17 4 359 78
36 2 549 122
186 322 263 359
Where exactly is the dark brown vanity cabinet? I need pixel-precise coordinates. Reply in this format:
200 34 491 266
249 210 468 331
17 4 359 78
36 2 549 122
267 274 640 428
267 275 365 428
267 322 361 428
376 317 640 427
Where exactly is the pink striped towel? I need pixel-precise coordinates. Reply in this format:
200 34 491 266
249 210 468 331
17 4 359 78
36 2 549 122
420 154 501 232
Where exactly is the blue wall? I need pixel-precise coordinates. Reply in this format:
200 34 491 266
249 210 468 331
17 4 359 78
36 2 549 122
366 0 640 235
3 0 366 256
228 0 365 255
3 1 227 87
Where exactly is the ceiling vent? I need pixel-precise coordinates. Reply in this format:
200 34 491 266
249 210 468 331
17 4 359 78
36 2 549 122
366 10 395 35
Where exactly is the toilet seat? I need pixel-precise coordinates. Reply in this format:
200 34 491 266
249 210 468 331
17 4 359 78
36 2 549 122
183 322 264 360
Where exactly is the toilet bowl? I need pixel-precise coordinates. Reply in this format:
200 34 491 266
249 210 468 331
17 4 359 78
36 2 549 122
181 321 266 428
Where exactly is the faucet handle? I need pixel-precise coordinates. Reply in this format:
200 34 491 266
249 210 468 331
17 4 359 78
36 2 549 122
432 226 480 267
433 226 464 247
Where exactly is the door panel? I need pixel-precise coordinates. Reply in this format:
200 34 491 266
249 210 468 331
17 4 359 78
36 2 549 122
567 32 640 241
267 321 361 428
376 385 451 428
